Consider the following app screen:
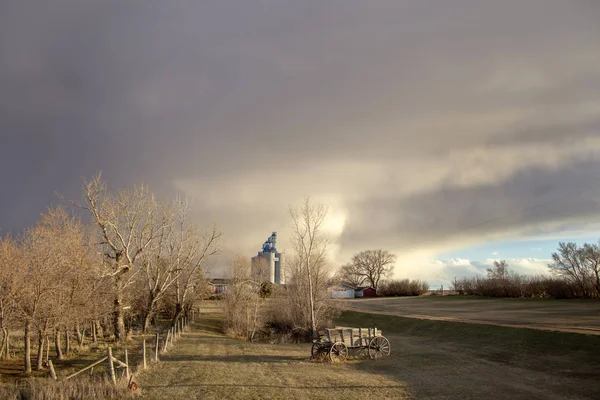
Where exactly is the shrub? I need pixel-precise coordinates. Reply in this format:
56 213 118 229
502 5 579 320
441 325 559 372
452 275 584 299
259 281 274 298
262 294 340 343
378 279 429 296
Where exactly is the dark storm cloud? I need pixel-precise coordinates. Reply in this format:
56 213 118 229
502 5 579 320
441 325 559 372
339 159 600 252
1 0 599 263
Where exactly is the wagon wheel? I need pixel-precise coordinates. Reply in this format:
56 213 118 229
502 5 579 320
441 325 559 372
355 346 369 358
368 336 391 360
329 342 348 363
311 342 320 356
311 342 327 360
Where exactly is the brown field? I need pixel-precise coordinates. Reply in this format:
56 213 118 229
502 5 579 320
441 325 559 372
340 296 600 334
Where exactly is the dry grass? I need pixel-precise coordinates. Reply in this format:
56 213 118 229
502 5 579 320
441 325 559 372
0 324 174 399
0 378 130 400
135 313 409 400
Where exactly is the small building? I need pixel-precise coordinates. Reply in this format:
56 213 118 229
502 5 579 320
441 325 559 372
208 278 230 295
355 287 377 298
330 283 356 299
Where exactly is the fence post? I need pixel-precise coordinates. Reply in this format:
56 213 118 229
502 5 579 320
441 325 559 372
48 359 57 381
155 333 159 362
107 347 116 385
124 349 129 379
171 328 174 345
163 331 170 352
142 340 147 369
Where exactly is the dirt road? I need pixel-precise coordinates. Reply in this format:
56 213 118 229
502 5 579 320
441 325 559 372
340 296 600 334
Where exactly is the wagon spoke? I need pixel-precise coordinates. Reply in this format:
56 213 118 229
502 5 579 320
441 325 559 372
368 336 391 360
329 342 348 363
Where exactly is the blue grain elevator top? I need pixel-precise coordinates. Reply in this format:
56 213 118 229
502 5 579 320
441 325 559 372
260 232 277 254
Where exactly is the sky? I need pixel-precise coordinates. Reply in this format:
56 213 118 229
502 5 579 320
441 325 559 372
1 1 600 285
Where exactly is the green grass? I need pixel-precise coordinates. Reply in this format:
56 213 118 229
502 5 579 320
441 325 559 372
418 295 600 303
336 310 600 367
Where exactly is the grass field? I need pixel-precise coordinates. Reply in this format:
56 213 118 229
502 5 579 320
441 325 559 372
134 313 409 400
2 298 599 399
340 295 600 334
134 304 600 399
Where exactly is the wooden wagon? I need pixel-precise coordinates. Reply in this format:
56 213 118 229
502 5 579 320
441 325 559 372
310 327 391 362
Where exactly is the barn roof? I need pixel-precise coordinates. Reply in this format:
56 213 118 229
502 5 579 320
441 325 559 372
337 282 357 290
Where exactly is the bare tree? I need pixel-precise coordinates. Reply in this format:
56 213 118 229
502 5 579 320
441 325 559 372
349 249 396 290
284 250 333 336
223 255 266 341
75 173 171 340
486 260 511 297
0 236 19 360
170 222 221 326
336 262 365 287
139 199 220 331
17 208 76 372
549 242 599 298
580 242 600 297
289 197 330 338
487 260 510 280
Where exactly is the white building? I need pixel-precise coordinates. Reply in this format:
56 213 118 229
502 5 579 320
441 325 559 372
330 283 356 299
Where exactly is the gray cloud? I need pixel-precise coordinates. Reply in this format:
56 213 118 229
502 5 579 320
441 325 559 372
339 159 600 254
1 1 599 270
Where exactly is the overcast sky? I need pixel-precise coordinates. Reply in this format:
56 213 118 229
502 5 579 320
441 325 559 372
1 1 600 284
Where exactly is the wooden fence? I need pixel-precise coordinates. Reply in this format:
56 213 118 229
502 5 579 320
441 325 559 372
47 314 195 388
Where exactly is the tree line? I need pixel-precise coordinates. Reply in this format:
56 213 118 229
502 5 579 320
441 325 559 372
0 173 220 373
453 241 600 299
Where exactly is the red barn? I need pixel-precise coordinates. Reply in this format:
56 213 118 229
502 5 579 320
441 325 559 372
355 287 377 297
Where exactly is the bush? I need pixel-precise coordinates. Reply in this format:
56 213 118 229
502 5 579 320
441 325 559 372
262 294 340 343
259 281 274 298
452 275 583 299
378 279 429 296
